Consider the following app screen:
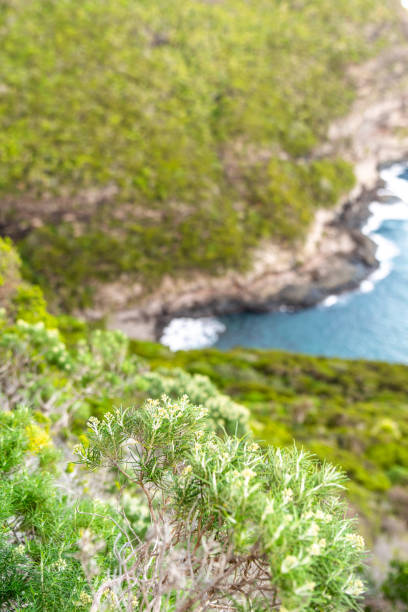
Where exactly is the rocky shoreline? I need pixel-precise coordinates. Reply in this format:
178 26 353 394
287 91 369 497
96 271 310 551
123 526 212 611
104 178 384 342
103 153 408 344
152 179 391 338
173 195 376 308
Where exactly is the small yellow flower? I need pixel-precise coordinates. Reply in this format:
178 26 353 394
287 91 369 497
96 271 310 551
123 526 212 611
78 591 93 605
25 424 51 454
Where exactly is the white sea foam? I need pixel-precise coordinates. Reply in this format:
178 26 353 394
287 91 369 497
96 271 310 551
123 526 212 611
362 201 408 235
380 163 408 202
322 295 339 307
160 317 226 351
357 164 408 291
322 228 400 304
360 279 375 293
322 162 408 307
321 292 352 308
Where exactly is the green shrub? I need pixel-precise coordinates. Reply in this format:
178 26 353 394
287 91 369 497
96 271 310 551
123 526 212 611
136 368 250 436
0 407 140 611
0 319 250 439
382 560 408 606
76 395 367 611
11 284 57 328
0 409 91 611
0 237 21 308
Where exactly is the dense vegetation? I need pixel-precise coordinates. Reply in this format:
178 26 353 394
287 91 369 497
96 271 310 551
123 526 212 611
0 408 125 611
0 0 395 307
1 0 407 608
132 341 408 530
0 241 368 610
1 237 408 609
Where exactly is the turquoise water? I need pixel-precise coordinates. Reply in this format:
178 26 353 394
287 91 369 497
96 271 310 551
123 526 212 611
215 164 408 363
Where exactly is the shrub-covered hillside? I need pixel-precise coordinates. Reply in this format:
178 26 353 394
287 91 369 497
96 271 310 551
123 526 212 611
133 340 408 530
1 237 408 609
0 0 395 308
0 238 373 611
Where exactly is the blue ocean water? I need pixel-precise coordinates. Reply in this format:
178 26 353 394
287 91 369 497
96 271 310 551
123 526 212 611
215 164 408 363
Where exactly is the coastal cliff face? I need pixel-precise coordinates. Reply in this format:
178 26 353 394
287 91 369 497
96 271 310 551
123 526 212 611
0 0 405 338
105 5 408 340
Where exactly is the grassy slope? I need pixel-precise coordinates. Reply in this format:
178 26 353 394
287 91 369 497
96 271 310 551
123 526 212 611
0 0 394 308
130 340 408 532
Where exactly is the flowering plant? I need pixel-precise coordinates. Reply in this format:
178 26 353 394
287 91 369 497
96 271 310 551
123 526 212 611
76 395 366 611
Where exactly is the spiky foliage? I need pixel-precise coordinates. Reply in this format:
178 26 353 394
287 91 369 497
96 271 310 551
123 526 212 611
76 396 367 611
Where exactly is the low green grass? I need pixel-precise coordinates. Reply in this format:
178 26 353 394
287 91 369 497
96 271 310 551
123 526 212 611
0 0 395 308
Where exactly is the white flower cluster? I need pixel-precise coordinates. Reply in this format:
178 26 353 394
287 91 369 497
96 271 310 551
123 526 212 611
52 559 68 572
145 395 206 430
310 538 326 556
344 577 365 597
282 488 294 504
344 533 365 550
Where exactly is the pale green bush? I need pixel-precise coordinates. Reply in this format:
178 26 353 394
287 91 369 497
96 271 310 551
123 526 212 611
0 320 250 437
76 395 366 611
136 368 250 436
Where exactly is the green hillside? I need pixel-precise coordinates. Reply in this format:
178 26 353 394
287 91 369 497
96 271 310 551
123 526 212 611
1 1 407 607
132 341 408 527
0 0 394 308
1 238 408 609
